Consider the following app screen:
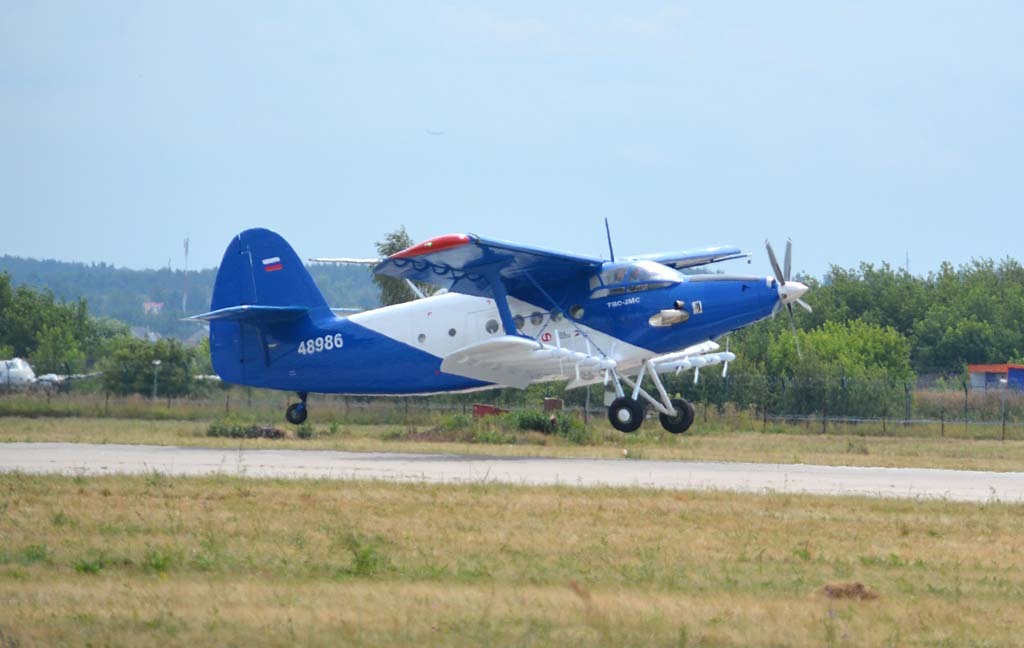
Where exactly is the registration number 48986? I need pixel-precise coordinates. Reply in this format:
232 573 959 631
297 333 344 355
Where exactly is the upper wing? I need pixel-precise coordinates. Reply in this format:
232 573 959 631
308 257 380 265
373 234 603 301
626 245 750 270
441 336 616 389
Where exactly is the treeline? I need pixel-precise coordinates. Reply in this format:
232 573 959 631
660 258 1024 417
799 258 1024 373
0 256 379 339
0 272 211 396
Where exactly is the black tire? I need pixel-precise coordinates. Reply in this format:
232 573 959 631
608 397 645 433
285 402 308 425
659 398 695 434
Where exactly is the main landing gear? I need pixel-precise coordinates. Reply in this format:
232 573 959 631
606 363 696 434
285 392 309 425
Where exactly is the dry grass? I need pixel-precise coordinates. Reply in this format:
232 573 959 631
4 415 1024 472
1 473 1023 646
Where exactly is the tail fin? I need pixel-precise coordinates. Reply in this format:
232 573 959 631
196 228 330 385
206 228 328 314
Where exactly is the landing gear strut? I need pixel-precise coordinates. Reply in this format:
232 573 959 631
285 392 308 425
605 360 699 434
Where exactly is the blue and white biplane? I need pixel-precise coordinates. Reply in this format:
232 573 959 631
193 228 809 433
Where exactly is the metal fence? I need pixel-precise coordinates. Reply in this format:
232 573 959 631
2 376 1023 440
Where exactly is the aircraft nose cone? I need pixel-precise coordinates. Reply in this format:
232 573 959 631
778 281 809 304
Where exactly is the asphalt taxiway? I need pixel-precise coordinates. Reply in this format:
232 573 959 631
2 442 1022 503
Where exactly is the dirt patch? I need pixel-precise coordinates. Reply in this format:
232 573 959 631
821 582 879 601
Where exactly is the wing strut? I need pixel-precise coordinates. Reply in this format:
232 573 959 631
482 267 521 336
521 270 610 360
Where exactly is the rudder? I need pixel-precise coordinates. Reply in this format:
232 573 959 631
211 228 328 312
206 228 330 385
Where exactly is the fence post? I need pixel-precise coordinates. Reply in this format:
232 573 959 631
962 380 969 436
904 382 911 427
1003 410 1007 441
584 385 591 427
225 392 230 414
940 409 945 437
762 405 768 432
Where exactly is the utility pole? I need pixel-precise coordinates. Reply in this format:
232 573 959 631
182 237 189 313
151 359 162 399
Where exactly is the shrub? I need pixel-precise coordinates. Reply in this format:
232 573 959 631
441 413 473 431
472 428 517 444
500 409 589 444
343 533 390 576
142 545 178 573
504 410 551 433
206 417 285 439
296 423 314 440
19 544 52 566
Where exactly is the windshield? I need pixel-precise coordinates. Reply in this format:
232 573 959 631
588 261 682 298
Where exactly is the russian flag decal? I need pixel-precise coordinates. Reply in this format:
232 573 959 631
262 256 283 272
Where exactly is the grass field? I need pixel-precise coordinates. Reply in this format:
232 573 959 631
4 415 1024 472
1 473 1022 646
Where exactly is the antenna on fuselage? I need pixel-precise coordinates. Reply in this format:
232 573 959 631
604 218 615 262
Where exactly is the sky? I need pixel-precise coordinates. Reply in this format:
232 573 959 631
2 1 1022 279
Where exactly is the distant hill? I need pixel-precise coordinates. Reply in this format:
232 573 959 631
0 256 380 339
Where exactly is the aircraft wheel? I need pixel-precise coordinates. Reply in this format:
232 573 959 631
659 398 695 434
285 402 308 425
608 397 644 433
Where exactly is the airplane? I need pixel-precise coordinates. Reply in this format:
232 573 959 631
1 358 37 389
192 228 810 433
0 357 100 390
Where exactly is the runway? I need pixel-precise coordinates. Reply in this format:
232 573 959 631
1 442 1022 503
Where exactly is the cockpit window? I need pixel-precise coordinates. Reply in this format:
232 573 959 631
589 261 682 298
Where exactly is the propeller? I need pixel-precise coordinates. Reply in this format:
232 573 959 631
765 239 812 358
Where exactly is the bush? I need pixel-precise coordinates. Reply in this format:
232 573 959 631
500 409 589 444
441 413 473 431
504 410 552 433
206 417 285 439
296 423 314 440
472 427 517 444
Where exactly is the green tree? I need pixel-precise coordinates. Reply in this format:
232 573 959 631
29 325 86 375
373 226 435 306
100 337 197 397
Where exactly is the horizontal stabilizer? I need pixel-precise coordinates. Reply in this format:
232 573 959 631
189 304 310 323
441 336 616 389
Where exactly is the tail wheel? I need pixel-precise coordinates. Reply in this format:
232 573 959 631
659 398 695 434
285 402 308 425
608 397 645 433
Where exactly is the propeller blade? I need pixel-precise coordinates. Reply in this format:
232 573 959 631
784 239 792 282
765 240 785 285
787 303 802 359
796 298 813 313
